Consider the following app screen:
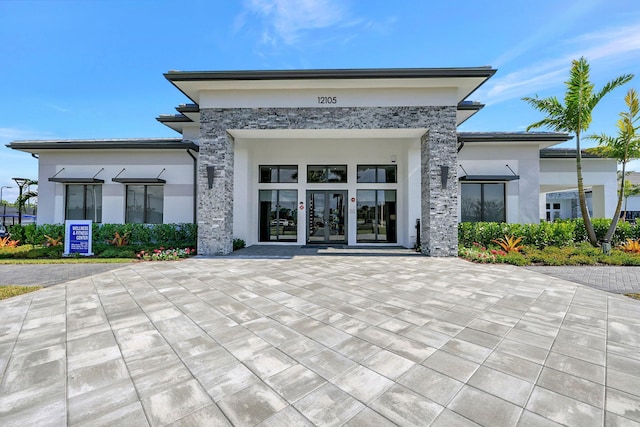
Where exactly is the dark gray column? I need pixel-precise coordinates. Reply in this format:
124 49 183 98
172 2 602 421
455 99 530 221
198 109 234 255
420 110 458 256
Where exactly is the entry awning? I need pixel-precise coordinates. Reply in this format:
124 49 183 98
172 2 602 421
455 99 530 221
48 177 105 183
111 178 166 184
459 175 520 181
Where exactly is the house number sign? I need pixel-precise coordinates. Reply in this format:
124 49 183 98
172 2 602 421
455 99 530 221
317 96 338 104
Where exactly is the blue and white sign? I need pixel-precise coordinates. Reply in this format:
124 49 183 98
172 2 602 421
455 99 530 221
64 220 93 256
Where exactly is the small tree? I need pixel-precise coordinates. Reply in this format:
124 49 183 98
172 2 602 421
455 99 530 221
15 179 38 220
523 57 633 246
587 89 640 241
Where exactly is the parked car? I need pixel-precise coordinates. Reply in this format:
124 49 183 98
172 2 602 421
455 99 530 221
0 225 8 238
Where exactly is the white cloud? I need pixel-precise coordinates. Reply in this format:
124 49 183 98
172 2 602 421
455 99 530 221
478 22 640 105
239 0 390 50
244 0 348 44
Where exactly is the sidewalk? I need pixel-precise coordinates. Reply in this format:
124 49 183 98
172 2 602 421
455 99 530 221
525 266 640 294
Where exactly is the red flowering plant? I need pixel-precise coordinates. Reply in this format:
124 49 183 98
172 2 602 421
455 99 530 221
459 241 527 266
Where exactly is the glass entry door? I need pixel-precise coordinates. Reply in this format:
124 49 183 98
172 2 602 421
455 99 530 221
307 191 347 244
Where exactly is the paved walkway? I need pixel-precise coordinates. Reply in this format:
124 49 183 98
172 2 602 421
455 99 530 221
526 266 640 294
0 254 639 426
0 264 125 287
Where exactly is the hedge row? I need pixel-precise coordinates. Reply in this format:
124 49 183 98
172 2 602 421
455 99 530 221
7 223 198 247
458 219 640 249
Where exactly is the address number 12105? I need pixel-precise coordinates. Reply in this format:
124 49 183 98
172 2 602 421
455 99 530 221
317 96 337 104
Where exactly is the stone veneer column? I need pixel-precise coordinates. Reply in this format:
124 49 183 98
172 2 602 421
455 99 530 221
197 105 458 256
420 108 459 256
198 109 234 255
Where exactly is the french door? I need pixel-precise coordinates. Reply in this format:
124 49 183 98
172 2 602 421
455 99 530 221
306 191 347 244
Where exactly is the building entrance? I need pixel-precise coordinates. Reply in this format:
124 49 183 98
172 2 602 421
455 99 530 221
306 191 347 244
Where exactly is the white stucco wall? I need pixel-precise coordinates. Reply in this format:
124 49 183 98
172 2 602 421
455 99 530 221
37 149 196 225
540 157 617 218
233 136 416 247
458 144 541 223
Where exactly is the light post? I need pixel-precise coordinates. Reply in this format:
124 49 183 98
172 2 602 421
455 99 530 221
12 178 28 225
0 186 11 226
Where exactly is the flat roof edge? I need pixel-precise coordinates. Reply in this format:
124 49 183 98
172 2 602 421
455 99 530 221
458 132 572 142
8 139 199 151
164 67 497 82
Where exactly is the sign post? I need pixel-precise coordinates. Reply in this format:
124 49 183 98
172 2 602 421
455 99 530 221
64 220 93 256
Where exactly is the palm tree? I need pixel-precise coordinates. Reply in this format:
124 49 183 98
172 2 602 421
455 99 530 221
523 57 633 246
587 89 640 241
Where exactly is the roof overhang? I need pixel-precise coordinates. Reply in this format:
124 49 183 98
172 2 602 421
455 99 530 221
458 132 572 149
539 148 603 158
164 67 496 106
8 138 199 154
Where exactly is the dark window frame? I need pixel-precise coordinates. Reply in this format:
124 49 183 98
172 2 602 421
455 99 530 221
356 165 397 183
461 182 506 222
125 184 164 224
307 165 348 183
65 184 102 223
258 189 298 242
259 165 299 183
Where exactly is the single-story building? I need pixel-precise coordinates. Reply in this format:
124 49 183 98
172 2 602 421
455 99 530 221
8 67 618 256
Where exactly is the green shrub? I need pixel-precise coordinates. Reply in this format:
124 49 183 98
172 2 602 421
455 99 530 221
233 238 246 251
459 219 640 249
97 247 136 258
9 223 197 248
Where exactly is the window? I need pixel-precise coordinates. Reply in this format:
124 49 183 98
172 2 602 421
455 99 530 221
357 165 397 183
356 190 397 243
66 184 102 222
126 185 163 224
259 190 297 242
461 183 505 222
307 165 347 183
259 165 298 183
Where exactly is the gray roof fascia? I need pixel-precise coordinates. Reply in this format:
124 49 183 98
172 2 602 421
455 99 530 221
164 67 497 82
540 148 603 158
8 139 199 152
458 132 572 143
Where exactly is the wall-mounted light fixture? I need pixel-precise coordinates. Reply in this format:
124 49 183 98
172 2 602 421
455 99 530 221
207 166 215 189
440 165 449 188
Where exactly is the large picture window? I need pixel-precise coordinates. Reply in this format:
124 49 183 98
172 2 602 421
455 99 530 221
259 165 298 183
356 190 397 243
357 165 397 183
66 184 102 222
461 183 505 222
259 190 297 242
126 185 163 224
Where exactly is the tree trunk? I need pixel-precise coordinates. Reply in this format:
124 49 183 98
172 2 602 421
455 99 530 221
575 132 599 246
604 141 630 243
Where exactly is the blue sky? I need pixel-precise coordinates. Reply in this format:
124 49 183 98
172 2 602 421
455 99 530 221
1 0 639 203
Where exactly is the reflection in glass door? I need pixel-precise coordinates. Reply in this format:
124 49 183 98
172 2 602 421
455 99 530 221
307 191 347 244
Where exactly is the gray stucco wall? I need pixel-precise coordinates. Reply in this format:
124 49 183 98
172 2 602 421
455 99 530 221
198 106 459 256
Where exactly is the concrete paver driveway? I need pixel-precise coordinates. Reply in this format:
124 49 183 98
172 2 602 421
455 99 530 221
1 255 639 426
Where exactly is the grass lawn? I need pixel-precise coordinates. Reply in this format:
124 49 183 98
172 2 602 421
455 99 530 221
0 285 43 300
